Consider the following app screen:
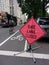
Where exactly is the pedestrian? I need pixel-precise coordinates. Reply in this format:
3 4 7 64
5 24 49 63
9 16 14 34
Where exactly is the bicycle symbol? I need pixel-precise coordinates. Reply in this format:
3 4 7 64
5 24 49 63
10 35 24 41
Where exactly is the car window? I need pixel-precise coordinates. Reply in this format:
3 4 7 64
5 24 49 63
39 18 49 25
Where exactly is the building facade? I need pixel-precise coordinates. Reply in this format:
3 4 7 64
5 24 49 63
0 0 10 13
0 0 26 23
0 0 22 16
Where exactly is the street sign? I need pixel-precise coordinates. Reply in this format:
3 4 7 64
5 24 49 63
20 17 46 45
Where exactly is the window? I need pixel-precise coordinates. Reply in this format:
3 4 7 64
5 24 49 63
39 18 49 25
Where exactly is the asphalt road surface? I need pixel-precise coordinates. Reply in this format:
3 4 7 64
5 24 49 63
0 25 49 65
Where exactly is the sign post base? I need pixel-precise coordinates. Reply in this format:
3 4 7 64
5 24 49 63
30 48 36 63
14 49 36 63
14 40 40 63
24 40 40 63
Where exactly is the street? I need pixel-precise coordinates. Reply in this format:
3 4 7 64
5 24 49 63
0 25 49 65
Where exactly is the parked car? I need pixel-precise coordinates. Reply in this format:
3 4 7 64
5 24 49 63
36 17 49 38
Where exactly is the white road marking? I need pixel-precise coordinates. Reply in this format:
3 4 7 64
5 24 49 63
10 34 24 41
24 40 28 51
10 37 17 40
24 40 40 51
0 50 49 59
16 35 24 41
0 30 19 46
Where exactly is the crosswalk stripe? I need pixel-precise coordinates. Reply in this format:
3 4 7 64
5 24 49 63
0 50 49 59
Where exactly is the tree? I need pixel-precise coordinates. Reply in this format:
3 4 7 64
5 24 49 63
41 0 49 17
17 0 49 19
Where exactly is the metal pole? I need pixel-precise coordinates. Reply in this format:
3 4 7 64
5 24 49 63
9 0 14 15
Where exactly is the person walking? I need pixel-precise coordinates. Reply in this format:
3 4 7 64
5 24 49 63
9 16 14 34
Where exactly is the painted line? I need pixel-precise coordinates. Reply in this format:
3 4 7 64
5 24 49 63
17 35 24 41
0 30 19 46
10 34 24 41
24 40 40 51
24 40 28 51
0 50 49 59
16 34 22 37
